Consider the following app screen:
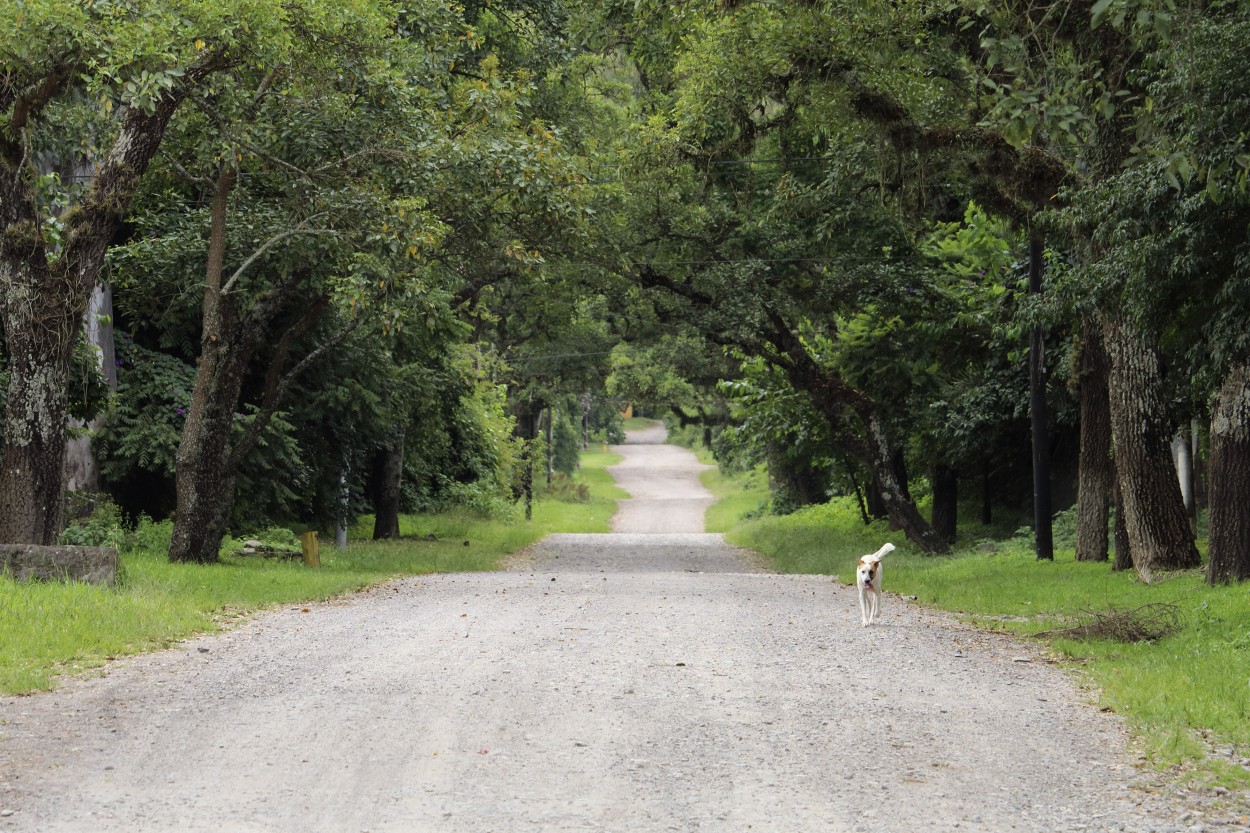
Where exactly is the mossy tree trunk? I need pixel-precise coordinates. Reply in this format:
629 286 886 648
764 315 949 554
1 92 189 544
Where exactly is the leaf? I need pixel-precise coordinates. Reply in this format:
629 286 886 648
1090 0 1115 28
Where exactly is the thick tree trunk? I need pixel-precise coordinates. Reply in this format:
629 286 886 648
169 166 240 563
1102 314 1200 580
371 431 405 540
0 267 78 544
865 477 888 521
1 77 201 545
931 465 958 545
1075 317 1112 562
1207 363 1250 584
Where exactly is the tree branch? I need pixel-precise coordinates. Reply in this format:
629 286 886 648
220 224 337 296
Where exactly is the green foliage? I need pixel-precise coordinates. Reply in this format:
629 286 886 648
91 338 306 525
130 515 175 554
92 337 193 485
551 411 581 475
402 350 523 517
58 493 126 549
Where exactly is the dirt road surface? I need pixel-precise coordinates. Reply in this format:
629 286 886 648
0 425 1233 832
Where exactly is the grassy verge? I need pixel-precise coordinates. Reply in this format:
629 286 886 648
0 447 623 696
709 464 1250 789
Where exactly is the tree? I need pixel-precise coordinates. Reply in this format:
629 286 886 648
584 0 1049 552
0 0 395 545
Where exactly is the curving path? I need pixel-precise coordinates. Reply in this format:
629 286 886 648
0 424 1228 832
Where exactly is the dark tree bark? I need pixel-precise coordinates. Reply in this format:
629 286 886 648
371 430 405 540
931 465 958 545
766 441 827 512
1075 317 1113 562
1028 239 1053 560
865 476 888 521
1112 474 1132 572
980 458 993 526
1207 362 1250 584
513 403 542 521
1102 313 1200 580
0 110 172 543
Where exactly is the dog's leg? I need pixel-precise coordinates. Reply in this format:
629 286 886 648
869 590 879 625
859 588 870 626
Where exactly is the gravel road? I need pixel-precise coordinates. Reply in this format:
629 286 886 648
0 425 1239 832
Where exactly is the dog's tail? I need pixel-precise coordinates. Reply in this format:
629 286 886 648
865 542 895 563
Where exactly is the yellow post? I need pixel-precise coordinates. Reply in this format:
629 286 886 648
299 531 320 567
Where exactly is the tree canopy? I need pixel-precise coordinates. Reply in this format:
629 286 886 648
3 0 1248 581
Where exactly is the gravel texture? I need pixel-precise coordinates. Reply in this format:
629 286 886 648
0 426 1243 832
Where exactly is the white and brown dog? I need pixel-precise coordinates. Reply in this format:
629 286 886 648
856 543 895 626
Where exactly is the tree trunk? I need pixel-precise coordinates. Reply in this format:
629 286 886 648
1172 426 1196 530
371 431 405 540
514 403 541 521
767 442 828 512
65 283 117 493
335 464 350 550
1112 474 1132 572
931 465 958 545
1075 317 1112 562
980 458 993 526
866 476 888 520
1102 313 1200 580
545 406 554 488
1 77 201 544
1207 362 1250 584
1028 239 1053 560
862 413 948 553
168 326 250 562
0 264 79 544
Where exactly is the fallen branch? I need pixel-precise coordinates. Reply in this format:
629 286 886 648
1033 603 1182 643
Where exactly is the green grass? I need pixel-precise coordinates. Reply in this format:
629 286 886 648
701 464 767 533
710 466 1250 787
623 416 658 432
0 449 623 696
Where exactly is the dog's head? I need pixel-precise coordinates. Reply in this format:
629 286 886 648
856 557 879 589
